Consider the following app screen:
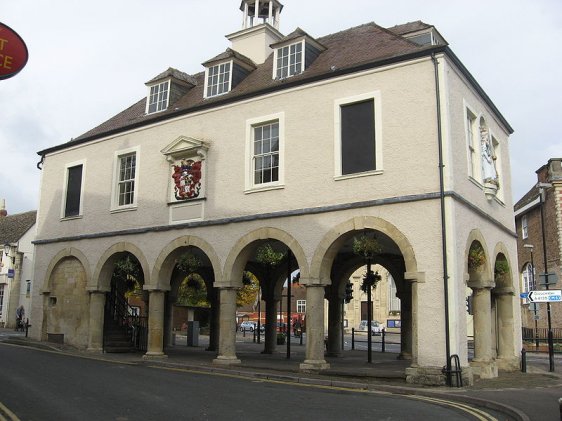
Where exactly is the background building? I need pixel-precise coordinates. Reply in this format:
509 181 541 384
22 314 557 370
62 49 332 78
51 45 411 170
0 199 36 328
30 1 518 385
514 158 562 333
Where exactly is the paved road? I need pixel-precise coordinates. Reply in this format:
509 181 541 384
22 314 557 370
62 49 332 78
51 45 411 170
0 343 502 420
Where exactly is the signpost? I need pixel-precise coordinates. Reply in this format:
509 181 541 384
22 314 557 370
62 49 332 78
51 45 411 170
528 290 562 303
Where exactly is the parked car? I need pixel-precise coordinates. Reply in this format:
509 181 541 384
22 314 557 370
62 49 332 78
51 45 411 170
358 320 383 336
239 321 257 332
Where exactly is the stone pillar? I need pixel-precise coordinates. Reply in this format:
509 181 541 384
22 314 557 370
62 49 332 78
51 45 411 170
263 296 278 354
397 289 412 360
300 283 330 371
144 290 167 359
495 287 519 370
213 287 241 365
326 292 343 357
207 287 219 352
87 291 106 352
470 285 498 378
164 294 175 348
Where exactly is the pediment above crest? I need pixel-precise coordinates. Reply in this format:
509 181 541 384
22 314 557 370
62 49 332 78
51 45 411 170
160 136 210 162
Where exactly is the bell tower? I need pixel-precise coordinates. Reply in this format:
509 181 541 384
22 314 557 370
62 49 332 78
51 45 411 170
227 0 284 64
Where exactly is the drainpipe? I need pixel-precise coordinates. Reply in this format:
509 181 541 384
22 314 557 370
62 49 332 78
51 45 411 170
432 52 452 386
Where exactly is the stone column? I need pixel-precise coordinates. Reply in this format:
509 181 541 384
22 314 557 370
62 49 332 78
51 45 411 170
263 296 279 354
300 283 330 371
470 285 498 378
213 287 241 365
144 290 167 359
495 287 519 370
87 290 106 352
397 289 412 360
326 291 343 357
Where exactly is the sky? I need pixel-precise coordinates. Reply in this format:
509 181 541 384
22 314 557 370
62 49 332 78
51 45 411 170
1 0 561 215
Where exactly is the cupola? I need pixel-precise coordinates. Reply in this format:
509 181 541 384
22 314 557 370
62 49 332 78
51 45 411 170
226 0 285 65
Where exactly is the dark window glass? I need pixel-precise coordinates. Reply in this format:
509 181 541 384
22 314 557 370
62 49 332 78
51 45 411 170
341 100 375 175
65 165 83 217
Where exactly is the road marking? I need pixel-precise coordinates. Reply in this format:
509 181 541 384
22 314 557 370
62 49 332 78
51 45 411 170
148 365 499 420
409 395 498 421
0 400 20 421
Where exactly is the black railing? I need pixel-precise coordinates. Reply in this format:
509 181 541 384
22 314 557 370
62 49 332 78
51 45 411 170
522 327 562 352
350 328 400 352
104 285 148 352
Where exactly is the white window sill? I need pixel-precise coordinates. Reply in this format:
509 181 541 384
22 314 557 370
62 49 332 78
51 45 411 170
244 184 285 194
60 215 83 222
334 170 383 181
110 205 138 214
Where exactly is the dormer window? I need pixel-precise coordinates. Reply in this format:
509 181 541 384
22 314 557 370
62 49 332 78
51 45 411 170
145 68 196 115
275 42 302 79
205 61 232 98
148 80 170 114
271 28 325 80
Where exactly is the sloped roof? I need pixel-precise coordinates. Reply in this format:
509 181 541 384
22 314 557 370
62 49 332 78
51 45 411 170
202 48 256 69
387 21 433 36
37 20 511 155
0 211 37 244
514 185 539 212
145 67 197 86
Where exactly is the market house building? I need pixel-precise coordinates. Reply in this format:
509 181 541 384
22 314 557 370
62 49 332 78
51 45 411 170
30 1 520 385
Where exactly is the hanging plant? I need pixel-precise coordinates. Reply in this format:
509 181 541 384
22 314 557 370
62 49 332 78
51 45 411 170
113 255 142 294
353 235 382 259
360 270 382 293
468 247 485 270
255 243 285 267
494 260 510 278
176 252 202 275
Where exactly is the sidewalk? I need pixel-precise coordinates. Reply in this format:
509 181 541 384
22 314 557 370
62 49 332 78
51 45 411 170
3 329 562 421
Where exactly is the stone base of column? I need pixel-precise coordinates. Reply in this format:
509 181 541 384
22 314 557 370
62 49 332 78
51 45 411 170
496 357 519 371
470 359 498 379
143 352 168 360
213 356 241 366
397 352 412 360
325 351 343 358
405 366 474 386
299 360 330 371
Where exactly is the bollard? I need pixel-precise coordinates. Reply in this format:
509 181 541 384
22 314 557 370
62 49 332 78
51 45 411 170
558 397 562 421
351 328 355 350
521 348 527 373
25 319 30 338
382 329 386 353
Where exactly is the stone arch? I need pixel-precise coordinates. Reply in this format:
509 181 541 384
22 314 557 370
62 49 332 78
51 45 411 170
223 227 309 288
150 235 222 291
465 229 493 286
43 247 91 292
492 242 514 289
92 242 150 291
310 216 418 283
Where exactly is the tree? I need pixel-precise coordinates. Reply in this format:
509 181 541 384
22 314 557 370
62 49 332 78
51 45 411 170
175 252 210 307
237 272 259 307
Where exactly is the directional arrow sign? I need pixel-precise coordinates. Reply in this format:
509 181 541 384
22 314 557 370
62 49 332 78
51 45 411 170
528 290 562 303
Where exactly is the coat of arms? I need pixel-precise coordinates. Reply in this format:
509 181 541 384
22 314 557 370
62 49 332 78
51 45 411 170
172 159 202 200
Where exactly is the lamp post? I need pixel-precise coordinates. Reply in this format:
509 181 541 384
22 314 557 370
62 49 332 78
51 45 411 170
523 244 539 349
538 182 555 372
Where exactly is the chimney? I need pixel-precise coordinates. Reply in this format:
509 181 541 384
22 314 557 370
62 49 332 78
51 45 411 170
536 164 549 184
0 199 6 218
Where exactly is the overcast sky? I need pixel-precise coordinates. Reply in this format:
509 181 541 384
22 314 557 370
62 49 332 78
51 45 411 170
1 0 561 215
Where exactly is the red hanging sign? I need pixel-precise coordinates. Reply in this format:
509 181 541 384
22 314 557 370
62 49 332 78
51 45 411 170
0 22 28 80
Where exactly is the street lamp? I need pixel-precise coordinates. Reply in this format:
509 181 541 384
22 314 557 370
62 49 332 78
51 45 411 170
523 244 539 349
538 182 555 372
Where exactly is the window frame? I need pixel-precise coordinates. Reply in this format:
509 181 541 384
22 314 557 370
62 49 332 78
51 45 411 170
521 214 528 239
61 160 85 219
522 262 534 304
465 105 478 179
204 60 233 99
146 80 170 114
245 112 285 193
111 146 140 212
296 300 306 313
273 40 304 80
334 91 382 179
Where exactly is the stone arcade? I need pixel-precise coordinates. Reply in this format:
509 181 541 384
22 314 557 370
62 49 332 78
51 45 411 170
30 1 520 385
